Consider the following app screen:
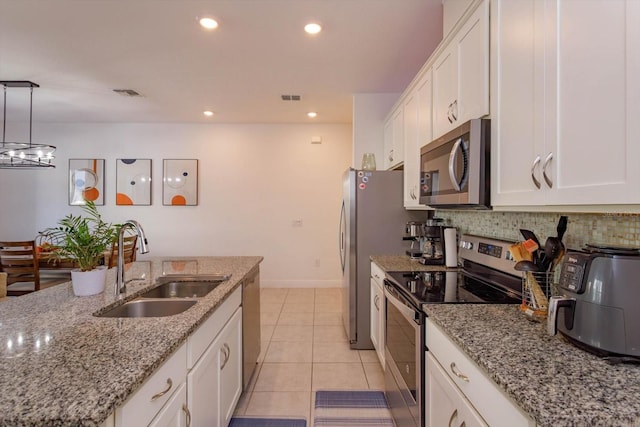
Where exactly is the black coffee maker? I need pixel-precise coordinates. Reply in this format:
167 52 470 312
419 223 447 265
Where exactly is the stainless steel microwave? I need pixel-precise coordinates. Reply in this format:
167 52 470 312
419 119 490 209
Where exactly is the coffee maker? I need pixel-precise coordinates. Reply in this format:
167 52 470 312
404 221 427 259
420 221 447 265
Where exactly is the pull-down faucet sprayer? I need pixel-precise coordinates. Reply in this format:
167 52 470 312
115 220 149 295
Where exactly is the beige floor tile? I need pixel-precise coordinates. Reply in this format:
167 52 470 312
264 341 313 363
271 325 314 342
277 311 314 326
254 363 312 392
313 341 361 363
314 325 348 343
258 341 270 364
363 362 385 390
359 350 379 363
281 302 315 313
286 288 315 303
261 311 280 326
261 302 284 313
314 303 342 313
312 363 369 390
315 288 342 305
261 288 288 304
313 311 343 326
245 391 311 420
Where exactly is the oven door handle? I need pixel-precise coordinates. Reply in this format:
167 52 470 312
384 281 422 325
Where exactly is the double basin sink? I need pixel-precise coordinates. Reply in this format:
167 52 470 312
96 274 230 318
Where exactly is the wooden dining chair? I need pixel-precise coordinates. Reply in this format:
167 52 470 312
0 240 42 296
107 235 138 268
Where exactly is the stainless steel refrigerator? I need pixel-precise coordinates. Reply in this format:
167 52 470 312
339 168 424 349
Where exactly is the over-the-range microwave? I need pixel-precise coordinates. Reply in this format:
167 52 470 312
419 119 490 209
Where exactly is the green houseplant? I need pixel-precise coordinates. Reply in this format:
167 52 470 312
41 201 119 296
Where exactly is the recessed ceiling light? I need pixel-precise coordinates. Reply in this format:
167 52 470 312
199 17 219 30
203 111 214 117
307 112 318 118
304 23 322 35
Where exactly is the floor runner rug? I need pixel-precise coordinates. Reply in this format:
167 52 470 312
229 417 307 427
313 390 394 427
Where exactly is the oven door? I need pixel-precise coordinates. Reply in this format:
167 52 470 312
384 280 425 427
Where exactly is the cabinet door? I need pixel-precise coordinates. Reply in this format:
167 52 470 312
433 44 458 139
490 0 547 206
369 278 384 367
188 308 242 427
544 0 640 205
403 90 420 207
149 382 188 427
390 107 404 169
383 118 393 170
426 353 487 427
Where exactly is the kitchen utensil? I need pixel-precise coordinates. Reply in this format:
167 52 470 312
556 215 568 241
520 229 542 266
514 260 539 271
543 237 563 271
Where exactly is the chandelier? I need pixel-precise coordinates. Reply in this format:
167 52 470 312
0 81 56 169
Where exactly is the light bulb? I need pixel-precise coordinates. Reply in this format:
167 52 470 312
304 23 322 34
307 112 318 118
199 17 218 30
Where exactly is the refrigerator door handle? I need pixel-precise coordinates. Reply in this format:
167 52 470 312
339 200 346 272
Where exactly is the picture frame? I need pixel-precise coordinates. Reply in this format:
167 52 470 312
162 159 198 206
116 158 152 205
69 159 105 206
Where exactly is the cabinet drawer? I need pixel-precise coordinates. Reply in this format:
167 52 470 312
371 262 385 286
426 319 532 426
116 342 187 427
188 286 241 368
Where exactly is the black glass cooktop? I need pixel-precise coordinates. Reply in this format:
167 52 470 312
386 268 521 307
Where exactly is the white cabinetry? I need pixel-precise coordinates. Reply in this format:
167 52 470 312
426 353 486 427
403 69 433 210
115 344 188 427
383 107 404 170
370 262 385 367
188 308 242 427
433 0 489 140
491 0 640 207
426 319 534 427
149 383 188 427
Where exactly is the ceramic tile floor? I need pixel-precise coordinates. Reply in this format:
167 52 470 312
233 287 385 423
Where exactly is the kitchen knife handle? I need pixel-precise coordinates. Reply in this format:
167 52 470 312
531 156 541 189
543 152 553 188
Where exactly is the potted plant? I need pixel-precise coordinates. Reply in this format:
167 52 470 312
41 201 119 296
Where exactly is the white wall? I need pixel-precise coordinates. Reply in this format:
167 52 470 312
0 122 352 287
352 93 399 169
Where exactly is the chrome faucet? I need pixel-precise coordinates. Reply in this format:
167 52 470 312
115 220 149 295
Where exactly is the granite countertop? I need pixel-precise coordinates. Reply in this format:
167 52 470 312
0 256 262 427
370 255 457 273
424 304 640 427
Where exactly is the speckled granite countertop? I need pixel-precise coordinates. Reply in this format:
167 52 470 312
424 304 640 426
370 255 457 272
0 256 262 427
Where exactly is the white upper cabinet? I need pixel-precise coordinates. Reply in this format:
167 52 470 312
383 108 404 170
433 0 489 140
492 0 640 207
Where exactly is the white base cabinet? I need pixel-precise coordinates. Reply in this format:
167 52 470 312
370 262 385 367
149 382 188 427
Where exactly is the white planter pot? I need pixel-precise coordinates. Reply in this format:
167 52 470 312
71 267 107 297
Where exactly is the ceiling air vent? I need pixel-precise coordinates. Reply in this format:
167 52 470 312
113 89 143 97
281 95 301 101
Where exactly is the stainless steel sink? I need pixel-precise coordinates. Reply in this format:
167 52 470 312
96 299 197 318
143 274 231 299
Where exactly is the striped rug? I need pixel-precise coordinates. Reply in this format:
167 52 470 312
229 418 306 427
313 390 394 427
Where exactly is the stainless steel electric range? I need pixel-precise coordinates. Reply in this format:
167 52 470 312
383 234 522 427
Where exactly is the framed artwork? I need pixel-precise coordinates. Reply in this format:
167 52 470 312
69 159 105 206
163 159 198 206
116 159 152 205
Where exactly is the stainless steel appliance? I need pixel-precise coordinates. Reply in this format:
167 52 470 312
419 225 447 265
384 234 522 427
339 168 424 349
419 119 490 209
242 267 260 389
548 244 640 359
404 221 427 259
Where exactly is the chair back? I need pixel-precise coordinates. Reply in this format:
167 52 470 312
0 240 40 296
108 235 138 268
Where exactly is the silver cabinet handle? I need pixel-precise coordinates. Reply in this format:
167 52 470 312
451 100 458 121
220 343 231 370
450 362 469 382
448 409 458 427
447 103 453 123
460 422 466 427
389 149 394 162
182 404 192 427
374 273 381 280
448 138 464 191
374 294 380 311
150 378 173 401
542 152 553 188
531 155 541 189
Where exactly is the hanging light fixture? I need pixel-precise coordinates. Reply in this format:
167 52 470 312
0 81 56 169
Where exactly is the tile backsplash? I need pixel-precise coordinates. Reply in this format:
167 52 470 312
435 210 640 250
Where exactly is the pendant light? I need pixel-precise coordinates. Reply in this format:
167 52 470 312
0 81 56 169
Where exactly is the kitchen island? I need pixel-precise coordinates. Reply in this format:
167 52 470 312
0 256 262 427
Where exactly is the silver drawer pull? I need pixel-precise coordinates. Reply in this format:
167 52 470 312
150 378 173 401
531 155 541 189
374 294 380 311
448 409 458 427
182 404 192 427
220 343 231 370
450 362 469 382
542 152 553 188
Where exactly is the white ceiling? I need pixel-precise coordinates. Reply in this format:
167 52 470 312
0 0 443 124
